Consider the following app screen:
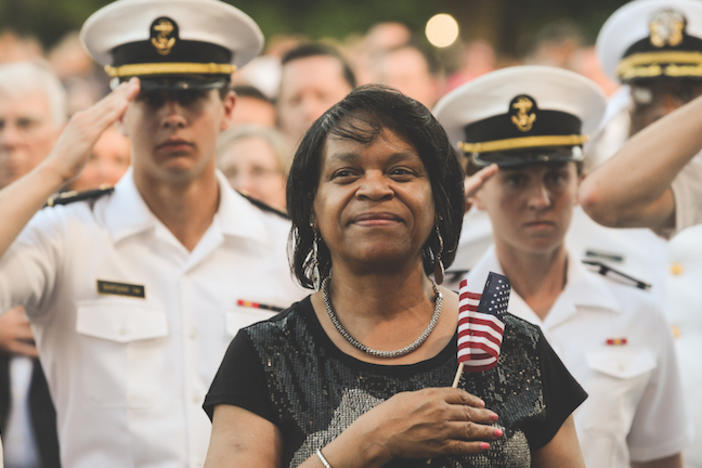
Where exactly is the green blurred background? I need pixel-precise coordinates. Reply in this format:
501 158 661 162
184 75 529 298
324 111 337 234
0 0 629 57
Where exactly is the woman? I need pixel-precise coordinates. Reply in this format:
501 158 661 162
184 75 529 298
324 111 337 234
216 125 291 212
203 85 586 467
435 66 690 467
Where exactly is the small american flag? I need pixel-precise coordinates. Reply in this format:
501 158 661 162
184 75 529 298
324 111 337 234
457 272 511 372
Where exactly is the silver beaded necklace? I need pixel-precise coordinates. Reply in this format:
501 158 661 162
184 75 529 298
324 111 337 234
321 276 443 358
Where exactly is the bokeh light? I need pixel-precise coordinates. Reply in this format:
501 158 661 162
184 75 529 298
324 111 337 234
425 13 459 48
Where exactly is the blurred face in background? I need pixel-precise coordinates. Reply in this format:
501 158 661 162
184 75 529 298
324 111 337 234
372 47 439 109
229 94 276 128
70 126 131 191
277 55 353 145
219 135 287 211
0 90 62 187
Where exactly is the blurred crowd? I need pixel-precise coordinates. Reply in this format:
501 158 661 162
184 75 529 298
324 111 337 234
1 2 701 467
0 18 617 205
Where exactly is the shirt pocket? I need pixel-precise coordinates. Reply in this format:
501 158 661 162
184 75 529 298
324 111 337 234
578 347 656 465
76 299 168 408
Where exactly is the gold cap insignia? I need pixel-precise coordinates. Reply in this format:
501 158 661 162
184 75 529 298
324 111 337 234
510 95 537 132
649 9 686 48
150 17 177 56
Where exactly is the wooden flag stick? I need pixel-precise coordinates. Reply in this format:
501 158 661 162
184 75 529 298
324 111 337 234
451 362 464 388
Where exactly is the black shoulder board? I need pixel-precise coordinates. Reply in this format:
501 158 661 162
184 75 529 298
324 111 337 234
582 259 651 290
237 191 289 220
45 186 114 208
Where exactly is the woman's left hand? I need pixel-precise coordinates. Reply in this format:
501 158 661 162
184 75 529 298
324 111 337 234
312 387 502 467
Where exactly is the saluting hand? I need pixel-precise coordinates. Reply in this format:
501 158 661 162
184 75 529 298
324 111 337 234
464 164 498 212
42 77 140 185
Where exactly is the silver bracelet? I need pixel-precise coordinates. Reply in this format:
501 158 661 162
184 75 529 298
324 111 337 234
316 448 333 468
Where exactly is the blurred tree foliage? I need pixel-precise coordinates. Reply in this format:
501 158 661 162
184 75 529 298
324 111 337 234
0 0 628 57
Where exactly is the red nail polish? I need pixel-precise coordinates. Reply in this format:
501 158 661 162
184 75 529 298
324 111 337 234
490 412 499 422
480 442 490 450
494 428 503 437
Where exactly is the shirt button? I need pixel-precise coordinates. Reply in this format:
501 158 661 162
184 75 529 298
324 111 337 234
670 262 684 276
118 326 128 336
672 325 681 339
189 327 197 340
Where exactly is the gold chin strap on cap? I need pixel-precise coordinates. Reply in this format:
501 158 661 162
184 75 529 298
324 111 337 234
458 134 588 153
104 62 236 77
617 51 702 80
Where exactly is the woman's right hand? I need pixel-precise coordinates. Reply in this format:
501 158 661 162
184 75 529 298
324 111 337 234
322 387 502 467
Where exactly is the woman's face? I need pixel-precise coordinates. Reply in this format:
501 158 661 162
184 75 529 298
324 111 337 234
219 135 287 211
313 125 435 274
474 162 579 256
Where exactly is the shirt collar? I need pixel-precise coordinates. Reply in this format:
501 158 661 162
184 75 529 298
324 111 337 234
103 168 268 243
214 170 268 241
562 251 620 313
466 245 621 323
103 168 155 242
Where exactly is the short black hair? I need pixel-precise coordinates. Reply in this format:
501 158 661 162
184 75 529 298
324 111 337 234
286 84 464 289
231 84 273 104
281 42 357 89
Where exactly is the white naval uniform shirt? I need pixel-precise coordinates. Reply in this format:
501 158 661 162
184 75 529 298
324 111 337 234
672 157 702 234
466 247 692 467
0 169 306 468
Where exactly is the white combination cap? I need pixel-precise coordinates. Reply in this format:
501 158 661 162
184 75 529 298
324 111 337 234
597 0 702 83
433 65 606 167
80 0 263 88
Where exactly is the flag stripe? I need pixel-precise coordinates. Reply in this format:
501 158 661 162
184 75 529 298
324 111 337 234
458 315 505 333
457 350 498 364
458 321 504 337
458 328 502 346
458 340 501 356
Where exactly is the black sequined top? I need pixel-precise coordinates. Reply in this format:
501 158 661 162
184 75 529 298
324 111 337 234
204 296 586 467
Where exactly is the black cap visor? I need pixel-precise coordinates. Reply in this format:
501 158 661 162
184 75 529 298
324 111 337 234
114 74 229 92
470 146 583 169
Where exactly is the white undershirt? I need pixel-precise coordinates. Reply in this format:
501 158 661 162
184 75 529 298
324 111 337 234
3 356 40 468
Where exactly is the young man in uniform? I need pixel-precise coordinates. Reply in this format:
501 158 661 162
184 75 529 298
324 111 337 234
435 66 691 468
0 0 304 466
